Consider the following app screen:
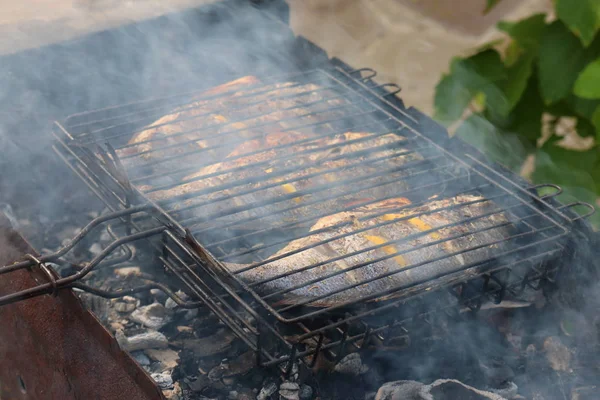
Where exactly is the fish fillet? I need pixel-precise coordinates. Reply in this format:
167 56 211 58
225 195 513 307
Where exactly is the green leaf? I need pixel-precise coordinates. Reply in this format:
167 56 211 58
533 144 597 196
592 106 600 139
454 50 510 118
484 0 502 14
455 113 532 172
567 95 600 119
576 117 596 137
484 72 544 143
434 50 509 124
574 58 600 99
434 73 473 125
502 54 535 110
538 21 591 104
506 74 545 142
555 0 600 47
459 49 507 83
498 14 547 52
532 144 598 202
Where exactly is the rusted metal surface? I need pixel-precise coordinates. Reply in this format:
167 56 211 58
0 213 164 400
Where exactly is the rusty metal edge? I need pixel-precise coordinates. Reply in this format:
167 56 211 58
0 212 165 400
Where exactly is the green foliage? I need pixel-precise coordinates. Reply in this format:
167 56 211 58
555 0 600 47
574 58 600 99
434 2 600 224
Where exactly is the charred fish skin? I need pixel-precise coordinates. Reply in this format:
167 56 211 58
226 195 513 308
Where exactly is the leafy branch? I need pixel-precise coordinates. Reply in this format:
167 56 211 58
434 1 600 225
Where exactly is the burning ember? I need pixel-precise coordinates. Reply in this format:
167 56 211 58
0 1 598 400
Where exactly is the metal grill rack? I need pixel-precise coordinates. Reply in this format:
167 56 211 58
0 60 594 371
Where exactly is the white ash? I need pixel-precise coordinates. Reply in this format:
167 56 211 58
89 242 103 256
279 381 300 400
114 302 136 313
334 353 368 376
151 371 174 390
130 302 172 330
257 382 278 400
114 266 142 277
165 290 188 309
145 348 179 371
116 330 169 352
375 379 508 400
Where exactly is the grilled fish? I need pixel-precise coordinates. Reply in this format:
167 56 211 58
145 130 416 228
116 77 349 186
225 195 513 308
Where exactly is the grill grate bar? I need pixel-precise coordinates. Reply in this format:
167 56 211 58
277 229 563 316
154 139 432 210
226 189 501 266
129 116 397 184
145 128 415 194
187 166 457 234
82 87 359 147
262 207 550 300
48 62 594 370
203 173 471 251
121 106 380 173
116 84 352 156
65 69 330 131
167 156 450 225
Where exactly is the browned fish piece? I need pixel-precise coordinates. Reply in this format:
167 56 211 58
118 76 261 158
225 195 513 308
116 78 348 179
146 131 415 231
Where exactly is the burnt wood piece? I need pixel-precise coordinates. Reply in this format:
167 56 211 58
0 213 164 400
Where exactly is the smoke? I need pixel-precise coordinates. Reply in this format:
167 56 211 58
0 2 599 399
0 0 302 246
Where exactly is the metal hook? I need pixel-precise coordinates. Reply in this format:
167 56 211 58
529 183 563 199
559 202 596 221
371 83 402 97
348 67 377 82
24 254 58 297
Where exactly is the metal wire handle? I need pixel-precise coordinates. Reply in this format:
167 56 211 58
0 206 204 308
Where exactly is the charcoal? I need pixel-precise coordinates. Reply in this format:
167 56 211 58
375 379 508 400
334 353 368 376
116 330 169 352
257 382 278 400
171 328 235 357
279 381 300 400
225 350 255 377
145 348 180 370
152 371 174 390
130 302 172 330
132 351 151 366
165 291 188 309
114 301 136 313
299 384 313 400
